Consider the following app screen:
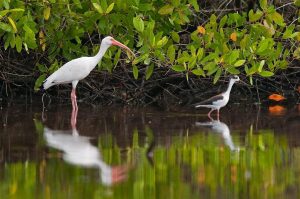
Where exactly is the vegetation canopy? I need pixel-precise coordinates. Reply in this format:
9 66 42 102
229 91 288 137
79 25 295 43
0 0 299 104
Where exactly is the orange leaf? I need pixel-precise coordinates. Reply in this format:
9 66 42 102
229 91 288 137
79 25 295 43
268 93 285 101
268 105 286 116
230 32 237 42
197 26 205 34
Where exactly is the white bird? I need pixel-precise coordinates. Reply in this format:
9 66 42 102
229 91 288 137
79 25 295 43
41 36 135 111
194 75 240 120
195 120 237 151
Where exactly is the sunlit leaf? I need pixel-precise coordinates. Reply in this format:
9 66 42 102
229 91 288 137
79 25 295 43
133 16 144 32
167 45 176 63
93 3 104 14
188 0 199 11
234 60 246 67
158 4 174 15
271 12 285 27
106 3 115 14
132 65 139 79
44 7 51 20
259 70 274 77
15 35 22 52
248 9 263 22
0 22 12 32
191 68 205 76
213 68 222 84
145 64 154 80
7 17 17 32
172 65 185 72
171 31 180 43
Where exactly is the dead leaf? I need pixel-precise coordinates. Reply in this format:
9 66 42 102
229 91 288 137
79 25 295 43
269 105 286 116
268 93 285 101
230 32 237 42
197 26 205 34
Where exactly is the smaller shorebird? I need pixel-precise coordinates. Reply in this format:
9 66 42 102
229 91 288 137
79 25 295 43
194 75 240 119
195 119 237 151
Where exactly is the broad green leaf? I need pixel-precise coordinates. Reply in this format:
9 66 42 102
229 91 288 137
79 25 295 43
257 39 269 53
259 70 274 77
156 36 168 48
271 12 285 26
158 4 174 15
7 17 17 33
0 22 12 32
171 65 185 72
44 7 51 20
224 50 239 64
171 31 180 43
34 74 46 91
259 0 267 10
93 3 104 14
213 68 222 84
192 68 205 76
38 64 48 73
133 16 144 32
145 64 154 80
227 67 240 74
197 48 204 61
234 60 246 67
219 15 228 28
15 35 22 52
258 60 265 72
106 3 115 14
188 0 199 12
167 45 176 63
248 9 263 22
133 65 139 79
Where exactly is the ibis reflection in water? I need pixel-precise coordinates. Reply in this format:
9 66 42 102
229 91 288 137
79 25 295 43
195 119 238 151
43 108 128 186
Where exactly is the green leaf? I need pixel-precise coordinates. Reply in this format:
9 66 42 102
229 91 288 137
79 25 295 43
15 35 22 52
133 65 139 79
259 70 274 77
188 0 199 12
197 48 204 61
167 45 176 63
224 50 239 64
271 12 285 26
258 60 265 72
38 64 48 73
259 0 267 10
93 3 104 14
227 67 240 74
213 68 222 84
106 3 115 14
7 17 17 33
234 60 246 67
171 31 180 43
34 74 46 91
156 36 168 48
248 9 263 22
257 39 269 53
0 22 12 32
158 4 174 15
145 64 154 80
171 65 186 72
219 15 228 28
133 16 144 32
191 68 205 76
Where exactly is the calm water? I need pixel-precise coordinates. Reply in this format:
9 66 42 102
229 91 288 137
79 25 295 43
0 102 300 199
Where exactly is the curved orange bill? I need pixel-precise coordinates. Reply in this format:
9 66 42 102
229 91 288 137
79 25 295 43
111 39 135 57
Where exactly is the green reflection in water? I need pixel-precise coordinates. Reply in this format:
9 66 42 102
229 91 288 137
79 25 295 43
1 123 300 199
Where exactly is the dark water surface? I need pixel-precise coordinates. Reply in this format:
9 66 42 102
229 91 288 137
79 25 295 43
1 102 300 199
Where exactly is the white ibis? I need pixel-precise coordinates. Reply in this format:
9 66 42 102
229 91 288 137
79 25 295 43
194 75 240 119
41 36 135 110
195 119 236 151
43 108 128 186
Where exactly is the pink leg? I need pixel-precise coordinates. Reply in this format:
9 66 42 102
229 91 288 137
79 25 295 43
217 109 220 121
208 109 214 120
71 89 78 111
71 106 78 129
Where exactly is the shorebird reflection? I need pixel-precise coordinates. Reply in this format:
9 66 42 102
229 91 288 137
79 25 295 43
43 109 127 186
195 119 237 151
